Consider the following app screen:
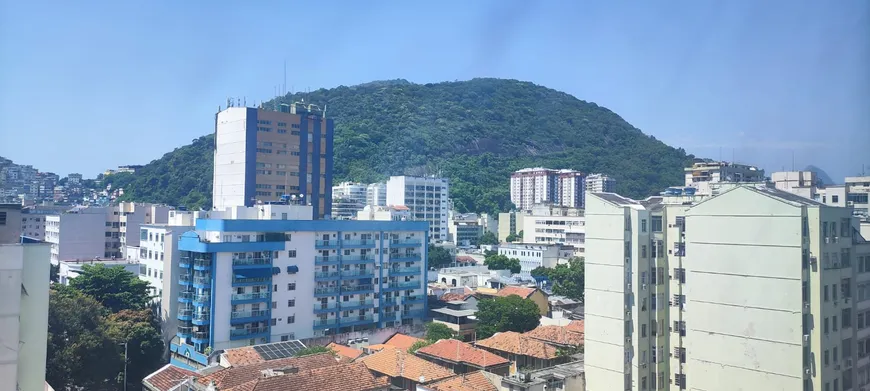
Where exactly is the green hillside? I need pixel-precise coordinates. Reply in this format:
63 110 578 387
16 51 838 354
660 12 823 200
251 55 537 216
103 78 694 212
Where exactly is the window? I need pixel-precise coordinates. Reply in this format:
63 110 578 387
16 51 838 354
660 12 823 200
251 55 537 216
832 195 839 203
824 350 829 366
288 299 295 307
273 284 278 292
825 317 829 333
641 219 647 232
843 309 853 328
641 245 647 258
651 216 663 232
288 250 296 258
272 301 277 309
287 315 295 324
641 324 647 337
270 318 277 326
281 335 289 341
287 283 296 291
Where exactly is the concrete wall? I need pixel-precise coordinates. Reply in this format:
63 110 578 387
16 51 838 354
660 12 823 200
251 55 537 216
213 107 251 210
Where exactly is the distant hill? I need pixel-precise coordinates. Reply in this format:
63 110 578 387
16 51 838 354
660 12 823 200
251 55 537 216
805 165 835 186
102 78 695 212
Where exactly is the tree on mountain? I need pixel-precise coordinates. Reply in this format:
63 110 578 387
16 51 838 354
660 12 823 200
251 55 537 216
427 245 453 270
484 253 522 274
69 263 152 312
477 231 499 245
475 295 541 339
46 286 122 391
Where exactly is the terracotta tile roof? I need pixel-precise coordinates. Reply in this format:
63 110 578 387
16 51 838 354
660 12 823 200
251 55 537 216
364 344 399 354
416 339 509 368
524 325 584 346
197 352 341 389
475 332 559 360
495 286 537 299
327 342 364 360
391 205 410 211
566 320 585 334
384 333 424 350
222 346 266 367
359 348 454 383
440 287 475 302
142 364 197 391
423 371 498 391
455 255 477 263
235 362 389 391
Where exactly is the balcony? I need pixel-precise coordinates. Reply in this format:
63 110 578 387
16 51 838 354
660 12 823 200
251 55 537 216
341 299 375 311
193 294 210 306
315 271 340 280
341 255 376 265
177 308 193 321
231 291 270 303
232 277 269 286
388 254 421 262
341 239 377 248
315 240 339 249
192 312 210 325
191 331 209 343
313 318 338 329
178 274 193 286
341 284 374 295
177 326 192 338
230 326 270 339
313 302 339 313
388 267 421 276
315 255 341 266
315 286 340 297
230 310 269 323
386 281 421 291
403 295 426 305
179 257 192 268
390 239 422 247
341 315 376 327
381 297 398 307
340 269 375 279
193 259 211 271
402 310 425 319
232 257 271 271
178 290 194 303
193 276 211 288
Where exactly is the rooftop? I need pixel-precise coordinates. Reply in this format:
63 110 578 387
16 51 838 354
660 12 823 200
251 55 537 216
475 332 559 360
197 352 340 390
383 333 424 351
431 308 477 317
327 342 364 361
524 325 584 347
439 287 475 302
421 371 498 391
495 286 539 299
565 320 585 334
359 348 454 383
142 364 197 391
225 362 389 391
416 339 509 368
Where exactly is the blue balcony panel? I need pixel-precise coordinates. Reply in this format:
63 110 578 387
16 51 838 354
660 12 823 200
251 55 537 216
179 233 285 253
190 331 209 344
340 315 376 327
315 271 340 281
313 319 338 330
231 292 270 304
340 300 375 311
230 310 269 324
229 326 270 341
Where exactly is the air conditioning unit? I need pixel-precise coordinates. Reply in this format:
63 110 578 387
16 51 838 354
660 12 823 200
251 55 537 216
642 283 647 290
834 236 840 243
825 237 831 243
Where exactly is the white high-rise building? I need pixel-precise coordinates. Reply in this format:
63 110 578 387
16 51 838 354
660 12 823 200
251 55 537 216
521 204 585 250
333 182 368 205
366 182 387 207
585 173 616 194
45 206 111 262
557 170 587 209
511 168 557 211
386 176 449 242
584 185 868 391
0 241 51 391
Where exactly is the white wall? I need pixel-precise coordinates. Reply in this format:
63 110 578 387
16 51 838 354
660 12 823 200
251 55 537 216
46 210 108 262
213 107 251 210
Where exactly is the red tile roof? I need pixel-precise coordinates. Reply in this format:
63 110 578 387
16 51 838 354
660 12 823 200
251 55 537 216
359 348 455 384
197 352 341 390
415 339 509 369
222 346 266 366
383 333 424 350
440 287 475 302
475 331 559 360
142 364 197 391
524 325 584 346
423 371 498 391
327 342 364 361
565 320 585 334
495 286 538 299
455 255 477 263
232 362 390 391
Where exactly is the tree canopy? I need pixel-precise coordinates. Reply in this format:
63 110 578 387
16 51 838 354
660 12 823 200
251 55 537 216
531 257 585 301
477 231 499 245
105 310 164 390
294 345 334 357
95 78 693 212
69 263 153 313
427 245 453 270
484 253 522 274
476 294 541 339
424 322 457 341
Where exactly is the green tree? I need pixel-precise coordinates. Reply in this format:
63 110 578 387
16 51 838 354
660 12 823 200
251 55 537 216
475 295 541 339
50 263 59 283
105 310 165 390
294 345 334 357
505 233 520 242
408 339 434 353
533 257 585 301
424 322 457 341
46 286 122 391
69 263 152 312
427 245 453 270
484 253 522 274
477 231 499 245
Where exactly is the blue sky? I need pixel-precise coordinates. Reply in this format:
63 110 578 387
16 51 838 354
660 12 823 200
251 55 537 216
1 0 868 181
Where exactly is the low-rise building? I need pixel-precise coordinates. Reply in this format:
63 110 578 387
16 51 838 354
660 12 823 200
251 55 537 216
497 243 572 279
495 359 586 391
522 204 585 250
0 203 23 244
416 339 511 375
447 212 484 245
475 331 565 372
417 371 499 391
497 211 525 243
359 348 455 390
495 286 549 316
431 305 478 341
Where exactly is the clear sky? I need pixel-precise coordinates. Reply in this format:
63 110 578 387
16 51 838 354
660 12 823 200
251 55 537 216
1 0 868 181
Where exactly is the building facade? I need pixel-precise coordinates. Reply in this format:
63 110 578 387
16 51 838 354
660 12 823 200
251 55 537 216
0 203 22 244
585 173 616 194
498 243 573 279
367 182 387 207
0 241 51 391
212 102 334 218
45 206 111 262
169 204 429 370
522 204 585 251
511 168 588 211
584 185 868 391
683 160 764 194
386 176 449 242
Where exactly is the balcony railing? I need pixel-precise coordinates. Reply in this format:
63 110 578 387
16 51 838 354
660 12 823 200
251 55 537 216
342 314 375 325
233 277 268 285
387 281 420 290
179 291 194 301
315 286 340 295
192 331 209 340
231 310 267 319
342 239 376 246
315 240 338 248
193 294 210 304
381 298 398 306
341 255 375 262
315 255 341 265
402 310 425 318
341 269 375 278
232 257 270 266
341 300 374 310
177 326 192 337
178 308 193 319
388 254 421 262
193 312 210 322
341 284 374 294
314 318 338 327
230 327 269 337
389 267 421 275
231 292 270 301
314 302 339 311
193 276 211 286
390 239 422 246
315 271 340 279
193 259 211 269
179 274 193 284
403 295 425 303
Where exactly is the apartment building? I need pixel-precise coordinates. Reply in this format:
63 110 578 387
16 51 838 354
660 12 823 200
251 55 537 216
584 185 868 391
0 203 22 244
498 243 573 279
20 205 68 241
212 101 334 218
0 240 51 391
357 205 412 222
386 176 448 242
168 204 429 370
585 173 616 195
684 160 764 194
333 182 368 205
447 212 484 245
557 170 587 209
522 204 585 251
498 211 526 243
45 206 111 262
367 182 387 207
511 168 588 211
117 202 171 257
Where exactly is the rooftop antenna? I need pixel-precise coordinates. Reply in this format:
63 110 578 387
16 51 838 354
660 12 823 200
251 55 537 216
283 59 287 96
791 150 795 171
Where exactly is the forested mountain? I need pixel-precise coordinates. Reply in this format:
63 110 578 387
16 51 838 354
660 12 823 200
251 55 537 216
103 78 695 212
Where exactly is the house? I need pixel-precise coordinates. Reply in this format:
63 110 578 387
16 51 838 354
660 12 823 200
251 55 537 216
565 320 584 334
547 296 582 317
327 342 365 361
495 286 549 316
438 286 478 306
431 300 479 340
496 359 585 391
384 333 424 350
196 352 341 389
216 340 309 368
415 339 511 376
202 361 389 391
416 371 499 391
142 364 198 391
475 332 565 371
359 348 455 390
523 325 584 349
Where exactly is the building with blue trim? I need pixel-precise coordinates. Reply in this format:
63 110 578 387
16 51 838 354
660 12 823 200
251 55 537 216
169 204 429 369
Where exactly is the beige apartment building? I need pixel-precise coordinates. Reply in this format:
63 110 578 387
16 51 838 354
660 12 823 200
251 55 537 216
212 101 333 218
585 184 869 391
